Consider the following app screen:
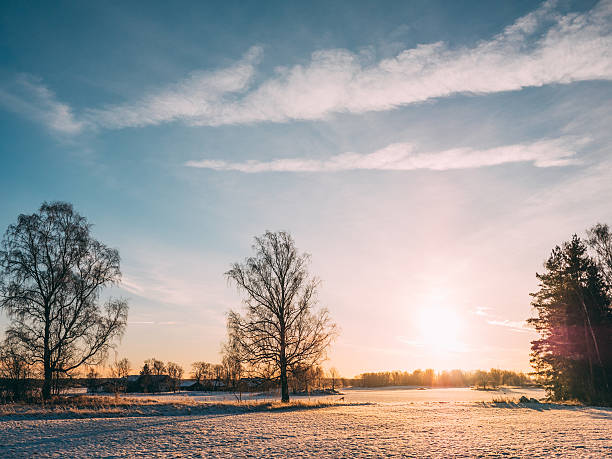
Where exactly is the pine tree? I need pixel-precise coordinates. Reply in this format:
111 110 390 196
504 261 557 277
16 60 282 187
528 235 612 404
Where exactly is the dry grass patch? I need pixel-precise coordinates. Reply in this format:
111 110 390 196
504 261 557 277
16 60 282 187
0 395 367 420
486 396 589 410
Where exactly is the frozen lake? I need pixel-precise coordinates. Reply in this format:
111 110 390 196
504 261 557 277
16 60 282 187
1 386 610 457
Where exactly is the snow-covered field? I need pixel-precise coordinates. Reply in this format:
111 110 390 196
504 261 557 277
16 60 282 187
119 386 544 404
1 387 611 458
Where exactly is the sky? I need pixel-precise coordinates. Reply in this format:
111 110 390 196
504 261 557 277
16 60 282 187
1 0 611 378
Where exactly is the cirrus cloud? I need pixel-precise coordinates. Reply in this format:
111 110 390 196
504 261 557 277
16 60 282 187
2 1 611 134
90 0 612 129
185 137 587 173
0 75 85 135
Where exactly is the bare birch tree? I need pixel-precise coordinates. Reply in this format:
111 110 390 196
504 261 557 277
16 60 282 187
587 223 612 286
144 358 166 375
226 231 336 402
110 357 131 394
191 361 212 385
0 336 33 400
0 202 128 400
328 367 339 391
166 362 184 392
112 358 131 380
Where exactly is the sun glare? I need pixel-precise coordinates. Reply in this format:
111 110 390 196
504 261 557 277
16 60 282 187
418 305 463 352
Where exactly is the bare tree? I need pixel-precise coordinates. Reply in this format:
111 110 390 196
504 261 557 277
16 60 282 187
226 231 337 402
191 361 211 385
474 370 489 390
167 362 184 392
587 223 612 286
213 364 224 381
140 363 152 376
0 337 33 400
110 357 131 394
290 364 317 393
222 331 245 400
0 202 128 400
328 367 339 391
112 358 131 379
144 358 166 375
489 368 503 389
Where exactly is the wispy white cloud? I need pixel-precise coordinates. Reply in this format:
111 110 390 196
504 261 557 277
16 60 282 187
90 0 612 129
185 136 586 172
472 306 534 333
88 46 263 129
473 306 534 333
0 75 85 134
121 271 205 308
3 1 611 134
473 307 492 317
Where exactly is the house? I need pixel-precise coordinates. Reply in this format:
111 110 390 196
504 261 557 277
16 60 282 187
126 374 175 393
179 379 197 390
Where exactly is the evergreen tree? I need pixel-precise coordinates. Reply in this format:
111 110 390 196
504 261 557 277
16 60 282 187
528 235 612 404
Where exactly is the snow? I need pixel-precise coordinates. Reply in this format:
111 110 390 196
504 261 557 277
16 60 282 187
102 385 546 403
1 387 610 457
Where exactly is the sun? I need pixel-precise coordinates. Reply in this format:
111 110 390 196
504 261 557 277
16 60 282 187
417 305 463 352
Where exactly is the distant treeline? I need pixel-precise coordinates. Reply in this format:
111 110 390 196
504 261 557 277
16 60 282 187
354 369 533 389
84 359 337 397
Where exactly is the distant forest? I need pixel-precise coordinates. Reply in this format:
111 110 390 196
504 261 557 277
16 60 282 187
354 369 532 389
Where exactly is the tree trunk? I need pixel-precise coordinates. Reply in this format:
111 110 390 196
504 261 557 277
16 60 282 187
280 359 289 402
279 338 289 402
42 358 52 401
577 294 609 393
279 319 289 402
42 316 52 401
584 319 595 399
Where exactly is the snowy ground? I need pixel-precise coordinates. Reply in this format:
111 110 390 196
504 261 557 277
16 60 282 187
117 386 545 404
1 387 611 457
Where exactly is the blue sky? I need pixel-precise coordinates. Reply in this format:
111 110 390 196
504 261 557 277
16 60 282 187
1 0 611 377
